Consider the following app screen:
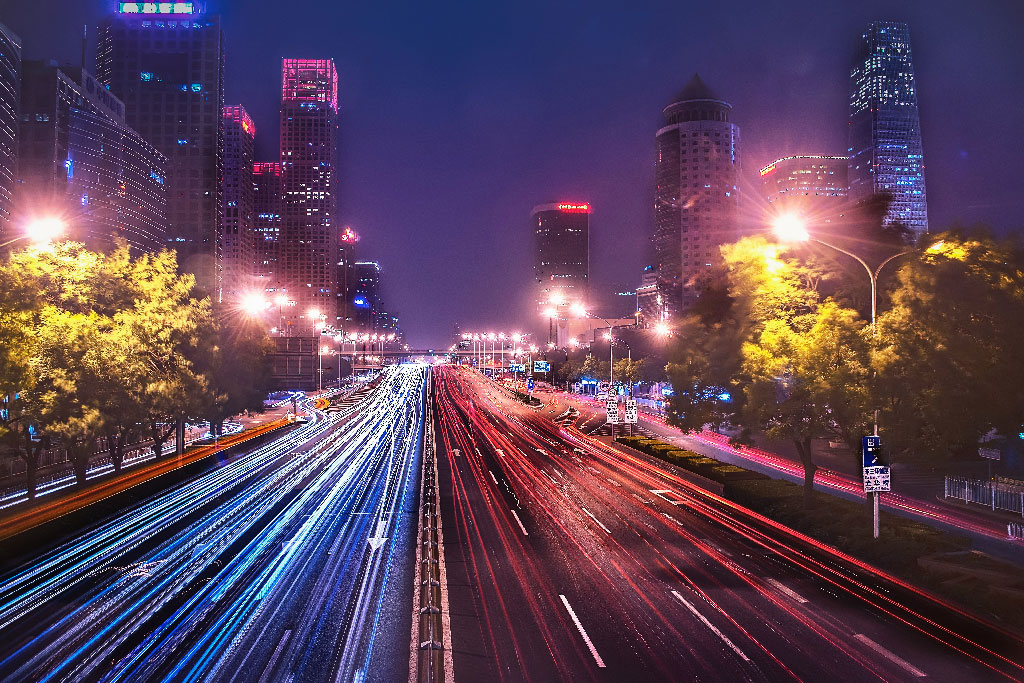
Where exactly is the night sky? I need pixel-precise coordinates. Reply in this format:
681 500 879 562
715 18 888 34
4 0 1023 347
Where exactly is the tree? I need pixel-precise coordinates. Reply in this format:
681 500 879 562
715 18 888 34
873 229 1024 463
743 301 871 506
192 316 273 434
556 358 585 390
613 358 645 396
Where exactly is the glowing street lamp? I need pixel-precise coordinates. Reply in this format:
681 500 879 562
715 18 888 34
241 293 269 317
771 213 810 243
654 321 671 338
1 217 66 248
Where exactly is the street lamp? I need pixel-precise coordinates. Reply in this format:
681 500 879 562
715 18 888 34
1 217 66 248
654 321 671 338
772 212 918 540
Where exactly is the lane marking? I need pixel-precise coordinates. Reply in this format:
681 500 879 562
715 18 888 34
543 471 559 486
489 470 499 486
559 595 606 668
766 578 808 604
605 477 621 487
650 489 685 505
582 507 611 534
854 634 927 677
510 509 529 536
672 591 750 662
496 449 505 457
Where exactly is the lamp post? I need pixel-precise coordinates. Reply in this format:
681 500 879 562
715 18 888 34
773 213 917 539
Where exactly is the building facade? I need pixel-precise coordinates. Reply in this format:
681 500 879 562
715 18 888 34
0 23 21 242
97 2 225 294
353 260 380 332
760 155 848 226
848 21 928 239
531 201 590 311
253 160 282 293
654 74 740 313
279 58 339 330
221 105 255 299
17 62 167 253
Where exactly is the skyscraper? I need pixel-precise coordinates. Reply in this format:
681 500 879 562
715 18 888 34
848 21 928 239
253 161 282 294
760 155 848 226
221 105 255 298
279 58 339 329
531 202 590 311
0 22 20 241
654 74 740 313
97 2 225 294
353 260 381 332
17 62 168 253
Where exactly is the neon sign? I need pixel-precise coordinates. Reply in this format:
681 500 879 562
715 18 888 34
759 163 776 177
557 203 591 213
119 3 195 13
340 226 359 243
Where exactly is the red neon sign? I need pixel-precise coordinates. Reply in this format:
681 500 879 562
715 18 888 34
557 203 591 213
760 163 776 177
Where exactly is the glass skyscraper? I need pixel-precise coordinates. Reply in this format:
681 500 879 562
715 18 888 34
279 58 339 330
0 22 20 242
848 21 928 239
97 3 225 295
221 105 255 299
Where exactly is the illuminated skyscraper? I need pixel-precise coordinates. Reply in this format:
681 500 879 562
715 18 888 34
848 21 928 239
654 74 740 313
532 202 590 311
221 105 255 298
353 260 380 332
0 22 20 241
253 161 282 291
17 62 168 253
279 58 339 329
760 155 848 226
97 2 225 295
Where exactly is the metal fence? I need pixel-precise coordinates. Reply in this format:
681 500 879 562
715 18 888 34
1010 523 1024 541
945 477 1024 517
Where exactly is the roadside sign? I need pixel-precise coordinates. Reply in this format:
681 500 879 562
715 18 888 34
510 363 525 372
863 465 891 493
862 436 882 468
527 378 535 392
624 400 638 424
606 400 619 424
533 360 551 373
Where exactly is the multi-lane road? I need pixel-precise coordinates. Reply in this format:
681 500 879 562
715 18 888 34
432 365 1024 682
1 363 1021 682
0 366 427 683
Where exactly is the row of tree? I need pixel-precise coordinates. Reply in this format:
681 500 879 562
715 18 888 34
0 242 273 499
664 227 1024 506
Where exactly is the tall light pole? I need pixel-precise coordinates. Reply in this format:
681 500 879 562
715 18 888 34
773 213 917 540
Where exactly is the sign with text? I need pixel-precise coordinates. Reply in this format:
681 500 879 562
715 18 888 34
862 465 891 493
510 363 526 372
978 447 1002 461
624 400 638 424
605 400 619 424
526 378 535 392
862 435 882 468
533 360 550 373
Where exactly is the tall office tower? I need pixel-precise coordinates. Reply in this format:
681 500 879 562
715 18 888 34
0 23 20 241
97 2 225 295
17 62 168 253
760 155 848 226
654 74 740 313
353 260 380 332
531 202 590 312
636 265 664 327
221 105 255 298
279 58 339 330
253 161 282 293
848 21 928 239
337 225 358 332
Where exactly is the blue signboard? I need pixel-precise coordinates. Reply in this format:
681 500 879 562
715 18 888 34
862 436 882 468
527 378 535 392
533 361 550 373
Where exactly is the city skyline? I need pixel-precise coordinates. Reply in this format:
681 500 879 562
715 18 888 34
2 1 1023 345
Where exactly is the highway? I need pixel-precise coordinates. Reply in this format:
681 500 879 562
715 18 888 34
433 366 1024 682
0 365 427 683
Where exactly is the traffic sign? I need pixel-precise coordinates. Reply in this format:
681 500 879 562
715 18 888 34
605 400 619 424
862 435 882 468
533 360 551 373
526 378 535 392
624 400 638 424
510 363 525 372
863 465 891 493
